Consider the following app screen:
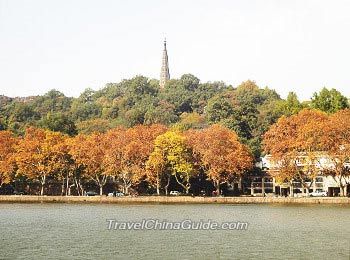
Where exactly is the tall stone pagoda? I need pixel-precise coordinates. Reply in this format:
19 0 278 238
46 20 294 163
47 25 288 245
160 39 170 88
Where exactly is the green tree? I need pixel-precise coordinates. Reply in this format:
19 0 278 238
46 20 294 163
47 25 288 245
277 92 304 116
39 112 77 136
206 95 233 123
311 87 349 113
160 77 195 115
32 89 72 115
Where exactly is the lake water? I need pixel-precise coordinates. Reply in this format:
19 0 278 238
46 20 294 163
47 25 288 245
0 203 349 260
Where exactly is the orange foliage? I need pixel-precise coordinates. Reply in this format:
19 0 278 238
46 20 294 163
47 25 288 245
0 131 18 187
262 109 350 195
15 127 67 195
263 109 328 156
186 124 253 193
104 124 167 194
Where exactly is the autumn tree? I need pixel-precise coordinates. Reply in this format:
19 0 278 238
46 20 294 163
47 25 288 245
69 133 110 195
45 134 87 196
147 131 194 194
262 109 329 196
16 127 67 195
125 124 166 191
186 124 253 195
317 109 350 196
146 143 168 195
67 135 90 196
103 127 128 192
0 131 18 188
122 124 167 194
105 124 167 194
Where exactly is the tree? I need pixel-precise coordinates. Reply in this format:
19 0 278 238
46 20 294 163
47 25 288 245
186 124 253 195
147 131 194 194
160 78 194 115
125 75 158 103
0 131 18 188
69 133 110 195
192 81 229 114
179 74 200 91
39 112 77 136
179 112 206 126
146 143 169 195
66 135 90 196
205 81 282 159
15 127 67 195
76 119 111 134
277 92 304 116
33 89 72 115
318 109 350 196
48 134 70 196
311 87 349 114
105 124 167 194
262 109 329 196
206 95 233 123
143 104 178 125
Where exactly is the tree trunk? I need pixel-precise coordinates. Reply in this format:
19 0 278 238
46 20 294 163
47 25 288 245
68 184 75 196
306 187 310 196
61 178 65 196
301 181 311 197
339 175 347 197
156 178 160 195
66 173 70 196
77 179 84 196
164 175 170 196
174 173 190 194
289 182 294 197
216 180 220 195
40 184 44 196
99 185 103 196
40 175 46 196
124 184 130 195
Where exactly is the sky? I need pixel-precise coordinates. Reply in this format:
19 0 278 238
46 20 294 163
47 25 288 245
0 0 350 101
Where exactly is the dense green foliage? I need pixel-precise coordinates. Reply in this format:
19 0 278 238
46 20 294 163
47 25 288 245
0 75 349 158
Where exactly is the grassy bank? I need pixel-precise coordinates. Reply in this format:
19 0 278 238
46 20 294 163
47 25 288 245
1 195 350 204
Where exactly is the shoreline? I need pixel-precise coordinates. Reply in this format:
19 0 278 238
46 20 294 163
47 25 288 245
1 195 350 204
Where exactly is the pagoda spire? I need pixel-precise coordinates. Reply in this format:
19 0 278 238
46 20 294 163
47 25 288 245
160 39 170 88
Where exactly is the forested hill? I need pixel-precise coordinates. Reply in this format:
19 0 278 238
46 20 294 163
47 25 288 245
0 74 349 158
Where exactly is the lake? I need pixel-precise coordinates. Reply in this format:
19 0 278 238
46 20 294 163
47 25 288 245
0 203 349 259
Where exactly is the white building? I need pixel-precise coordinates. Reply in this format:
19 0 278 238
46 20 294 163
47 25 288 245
252 154 350 197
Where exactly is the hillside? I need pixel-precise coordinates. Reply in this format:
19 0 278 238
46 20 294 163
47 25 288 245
0 74 348 158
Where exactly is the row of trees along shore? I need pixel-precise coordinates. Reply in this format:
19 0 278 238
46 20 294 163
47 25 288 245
1 108 350 196
0 75 349 196
0 124 253 196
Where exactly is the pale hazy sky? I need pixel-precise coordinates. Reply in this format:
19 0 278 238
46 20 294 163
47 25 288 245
1 0 349 101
